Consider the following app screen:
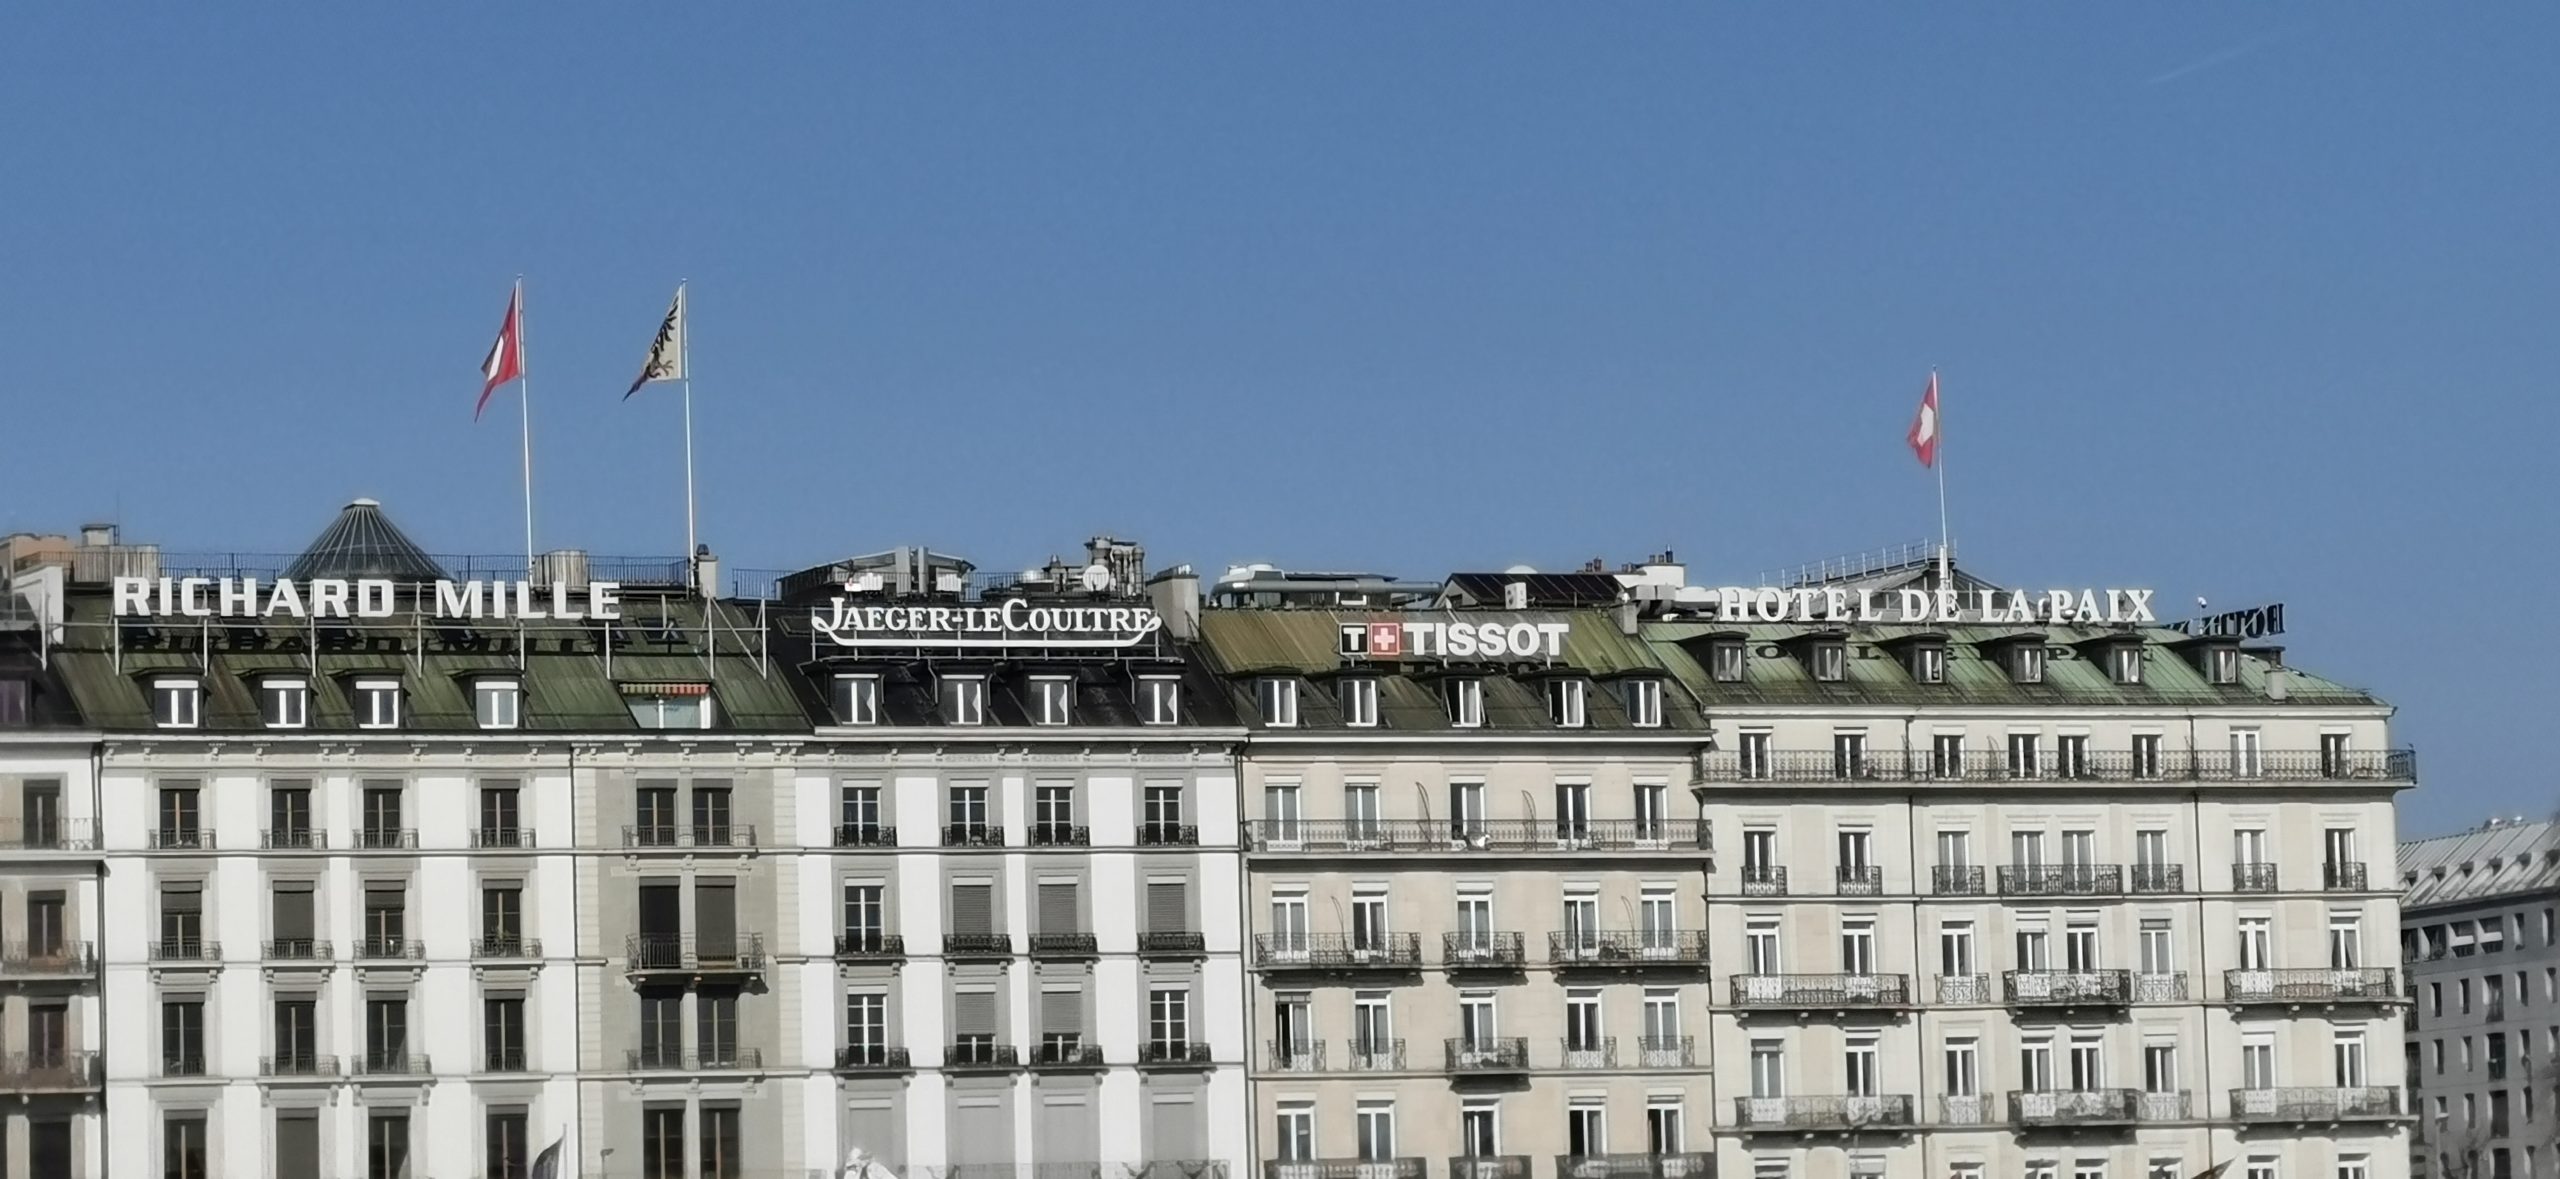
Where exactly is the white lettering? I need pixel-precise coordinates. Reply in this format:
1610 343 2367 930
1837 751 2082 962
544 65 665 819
590 582 622 620
437 580 483 619
355 579 396 619
178 578 212 618
310 580 351 619
219 577 256 616
264 579 304 617
112 577 151 617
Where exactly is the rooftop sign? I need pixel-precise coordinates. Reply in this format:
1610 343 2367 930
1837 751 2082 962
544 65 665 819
1706 587 2157 625
812 596 1161 651
1339 617 1573 661
2166 602 2285 639
112 576 623 621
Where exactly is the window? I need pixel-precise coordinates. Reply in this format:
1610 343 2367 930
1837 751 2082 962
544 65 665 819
1738 730 1772 779
2241 1032 2274 1089
1931 733 1965 779
841 883 885 950
1944 1036 1980 1097
1641 990 1682 1064
2230 728 2264 778
2139 919 2174 976
2007 733 2041 779
2209 646 2242 685
1267 892 1309 957
479 782 523 848
367 1111 410 1179
164 1114 210 1179
481 885 523 950
2019 1034 2054 1091
151 678 201 729
1149 987 1190 1053
1565 989 1604 1056
1833 731 1867 778
1353 889 1391 952
1745 918 1782 975
1444 678 1484 727
157 783 202 848
1742 827 1778 881
2110 645 2143 684
698 1106 741 1179
2056 734 2089 779
0 679 25 727
1257 678 1299 727
1750 1039 1785 1097
485 995 526 1071
941 675 986 725
365 996 410 1068
2237 916 2271 971
1338 677 1378 727
259 678 310 728
2068 1033 2103 1090
836 781 883 846
831 674 881 725
626 688 713 729
274 996 317 1072
269 781 314 849
360 783 404 848
1352 992 1392 1059
162 998 205 1074
1458 1101 1499 1158
473 679 522 729
635 782 679 845
699 992 740 1066
1623 678 1664 727
2131 733 2163 779
1709 640 1746 682
1844 1033 1880 1096
486 1110 531 1179
1633 781 1670 841
1547 678 1587 727
2010 644 2046 684
638 992 683 1067
1138 676 1180 726
1837 828 1874 891
1140 782 1186 844
2244 1161 2275 1179
1567 1100 1606 1158
353 678 403 729
1355 1101 1397 1162
1450 781 1487 842
363 885 406 956
643 1107 686 1179
2329 912 2362 969
1639 888 1676 948
2146 1041 2178 1093
1911 644 1946 684
1811 642 1847 682
845 993 888 1063
946 783 990 843
1940 920 1977 977
1031 676 1073 726
1273 1105 1314 1162
2333 1029 2367 1086
1032 781 1078 844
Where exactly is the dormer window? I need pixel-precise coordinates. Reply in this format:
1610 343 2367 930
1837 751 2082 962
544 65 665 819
1257 678 1300 728
1709 641 1747 683
0 679 26 727
1444 678 1484 728
1547 679 1587 728
150 678 201 730
624 683 715 730
2109 646 2144 686
1338 678 1379 728
258 679 310 729
473 679 522 730
1810 642 1847 683
2208 647 2241 686
2007 646 2046 685
831 674 881 726
352 679 403 730
941 676 987 726
1138 676 1181 726
1909 646 1946 685
1622 678 1664 728
1032 676 1074 726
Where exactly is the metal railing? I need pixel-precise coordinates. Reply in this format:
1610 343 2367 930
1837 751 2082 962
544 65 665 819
1731 1095 1915 1129
625 1047 763 1072
0 821 95 851
1836 865 1884 896
943 823 1008 848
1029 933 1099 959
1998 865 2123 897
945 1041 1020 1070
1554 1156 1713 1179
1938 1095 1992 1125
835 1045 911 1072
836 933 907 960
2138 1091 2191 1120
1345 1039 1405 1071
1138 822 1199 846
624 933 767 973
1549 930 1710 967
351 1051 433 1076
261 939 332 962
2225 967 2398 1003
1636 1036 1694 1068
623 824 759 850
481 1048 530 1073
1244 819 1708 853
1443 932 1526 969
148 938 221 962
0 1052 98 1089
2325 862 2371 891
2228 1086 2401 1122
1031 1042 1107 1070
1139 931 1206 956
833 824 898 848
472 936 542 959
1139 1041 1214 1067
2010 1089 2138 1126
264 828 326 850
257 1054 335 1078
1030 823 1091 848
1937 974 1992 1004
2129 864 2184 893
1739 866 1789 896
1731 974 1912 1009
1931 865 1985 895
1261 1162 1424 1179
0 942 94 974
471 826 535 850
2231 862 2279 892
1559 1036 1616 1069
2005 970 2131 1006
944 933 1016 958
149 828 211 850
1446 1159 1528 1179
163 1053 210 1077
1264 1040 1324 1072
1706 748 2417 783
354 827 419 850
108 550 686 585
1253 933 1423 969
354 937 424 961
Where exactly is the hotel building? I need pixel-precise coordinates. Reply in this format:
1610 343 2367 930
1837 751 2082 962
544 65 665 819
2398 818 2560 1179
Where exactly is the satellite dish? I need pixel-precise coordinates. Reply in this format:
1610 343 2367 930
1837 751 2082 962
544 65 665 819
1079 563 1114 593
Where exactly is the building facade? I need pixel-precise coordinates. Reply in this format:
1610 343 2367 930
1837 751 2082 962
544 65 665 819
2399 818 2560 1179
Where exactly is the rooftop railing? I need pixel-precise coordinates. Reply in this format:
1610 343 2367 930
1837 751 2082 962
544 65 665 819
1244 819 1707 853
1705 748 2416 783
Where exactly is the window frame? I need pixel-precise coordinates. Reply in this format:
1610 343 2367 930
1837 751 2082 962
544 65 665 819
1137 675 1181 726
1257 678 1300 728
1445 677 1484 728
1547 678 1588 728
1031 675 1075 727
831 674 882 726
259 678 310 729
1338 677 1379 728
473 679 522 731
151 678 202 730
1623 677 1663 727
352 678 404 730
941 675 987 726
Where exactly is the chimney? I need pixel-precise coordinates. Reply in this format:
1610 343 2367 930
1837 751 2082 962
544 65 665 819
1148 565 1202 640
2265 667 2289 702
79 523 115 548
693 545 720 600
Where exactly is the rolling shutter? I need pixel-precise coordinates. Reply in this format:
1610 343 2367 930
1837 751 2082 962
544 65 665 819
275 1111 320 1179
949 1099 1010 1167
1147 881 1188 933
272 885 315 944
954 991 998 1037
695 879 737 955
1039 1097 1097 1168
1038 882 1079 935
1041 988 1084 1036
1150 1095 1205 1161
844 1102 902 1170
951 883 993 935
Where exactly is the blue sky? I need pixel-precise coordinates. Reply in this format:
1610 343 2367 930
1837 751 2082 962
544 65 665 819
4 7 2554 831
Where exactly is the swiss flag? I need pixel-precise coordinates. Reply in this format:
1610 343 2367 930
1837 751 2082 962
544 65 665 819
1907 373 1939 468
476 284 525 420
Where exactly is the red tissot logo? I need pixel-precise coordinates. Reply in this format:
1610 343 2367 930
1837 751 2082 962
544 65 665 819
1367 622 1403 656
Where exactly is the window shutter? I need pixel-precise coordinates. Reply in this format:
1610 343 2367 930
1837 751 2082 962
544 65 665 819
1041 988 1084 1034
1038 882 1079 934
162 885 202 913
954 991 997 1036
695 880 737 952
951 884 993 935
272 885 315 941
1147 882 1188 933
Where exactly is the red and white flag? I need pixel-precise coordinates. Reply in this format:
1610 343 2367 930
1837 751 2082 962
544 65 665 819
476 283 525 420
1907 372 1940 468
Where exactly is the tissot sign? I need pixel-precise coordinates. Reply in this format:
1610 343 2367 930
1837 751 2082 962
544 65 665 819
113 576 624 620
1707 587 2158 625
812 596 1162 650
1340 617 1573 660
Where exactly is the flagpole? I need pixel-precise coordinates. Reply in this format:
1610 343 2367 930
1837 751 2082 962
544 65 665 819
1933 369 1950 588
678 280 698 590
517 277 537 575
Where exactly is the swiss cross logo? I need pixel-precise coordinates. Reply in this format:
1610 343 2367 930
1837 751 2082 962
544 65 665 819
1367 622 1403 656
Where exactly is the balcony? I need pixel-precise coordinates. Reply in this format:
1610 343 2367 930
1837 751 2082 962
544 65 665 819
162 1053 210 1078
1937 975 1992 1004
832 823 898 848
261 939 333 963
1031 1041 1107 1071
472 936 543 960
1265 1040 1325 1073
1443 1033 1515 1069
2324 862 2371 891
944 933 1017 960
0 942 95 977
1262 1162 1424 1179
1029 823 1091 848
1836 866 1884 896
1740 866 1788 897
945 1040 1021 1072
1711 747 2417 783
2010 1089 2140 1127
1447 1158 1529 1179
623 933 767 979
1443 932 1527 970
2136 1091 2191 1121
350 1051 434 1078
1998 865 2123 897
836 933 908 962
149 828 211 851
2229 1086 2401 1124
1706 750 1910 782
2232 862 2280 893
480 1048 531 1074
2005 970 2131 1009
1636 1035 1695 1069
148 938 221 964
1732 1094 1915 1132
257 1054 337 1079
1559 1036 1617 1069
1730 973 1912 1012
834 1045 913 1073
1253 933 1423 972
1549 930 1710 969
1138 1041 1215 1069
1344 1039 1406 1071
1139 931 1207 957
354 937 425 963
1938 1095 1993 1126
1138 822 1200 847
2129 864 2184 893
624 824 759 851
942 823 1007 848
471 825 536 850
353 827 419 851
1245 819 1709 854
2225 967 2399 1007
0 1052 99 1092
1556 1155 1714 1179
0 820 95 851
1931 865 1985 896
625 1047 764 1073
263 828 327 850
1030 933 1100 960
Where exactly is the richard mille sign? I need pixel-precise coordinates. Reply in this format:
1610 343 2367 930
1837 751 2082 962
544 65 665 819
1706 586 2157 625
812 596 1162 650
112 576 625 620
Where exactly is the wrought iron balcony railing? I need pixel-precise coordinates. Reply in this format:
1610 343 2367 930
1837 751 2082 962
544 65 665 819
1731 973 1912 1010
1265 1040 1324 1073
1139 931 1207 956
0 942 95 975
0 1051 99 1090
472 936 542 959
1708 748 2418 783
355 937 424 961
834 932 905 961
351 1051 433 1077
1554 1155 1714 1179
2010 1089 2139 1126
2133 972 2190 1002
264 828 326 850
2126 863 2184 893
257 1053 335 1078
2229 1086 2401 1122
623 933 767 974
1937 974 1992 1004
2324 862 2371 891
1731 1094 1915 1130
1559 1036 1616 1069
945 1040 1020 1070
471 825 534 849
261 939 331 962
1030 823 1091 848
150 828 211 850
623 824 759 850
1636 1035 1694 1068
1345 1038 1406 1071
1031 1041 1107 1070
1998 865 2123 897
2225 967 2399 1004
163 1053 211 1077
833 823 897 848
1030 933 1100 959
1931 865 1985 895
1139 1041 1214 1067
481 1048 530 1073
1836 865 1884 896
942 823 1007 848
1938 1095 1993 1125
1447 1158 1529 1179
1261 1161 1424 1179
944 933 1017 959
625 1047 763 1072
354 827 419 850
148 938 221 963
1253 933 1423 970
1138 822 1200 846
0 821 95 851
1548 930 1709 967
2005 970 2131 1007
1740 866 1788 896
1245 819 1708 853
2232 862 2280 892
834 1045 912 1072
2137 1090 2191 1120
1444 931 1526 969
